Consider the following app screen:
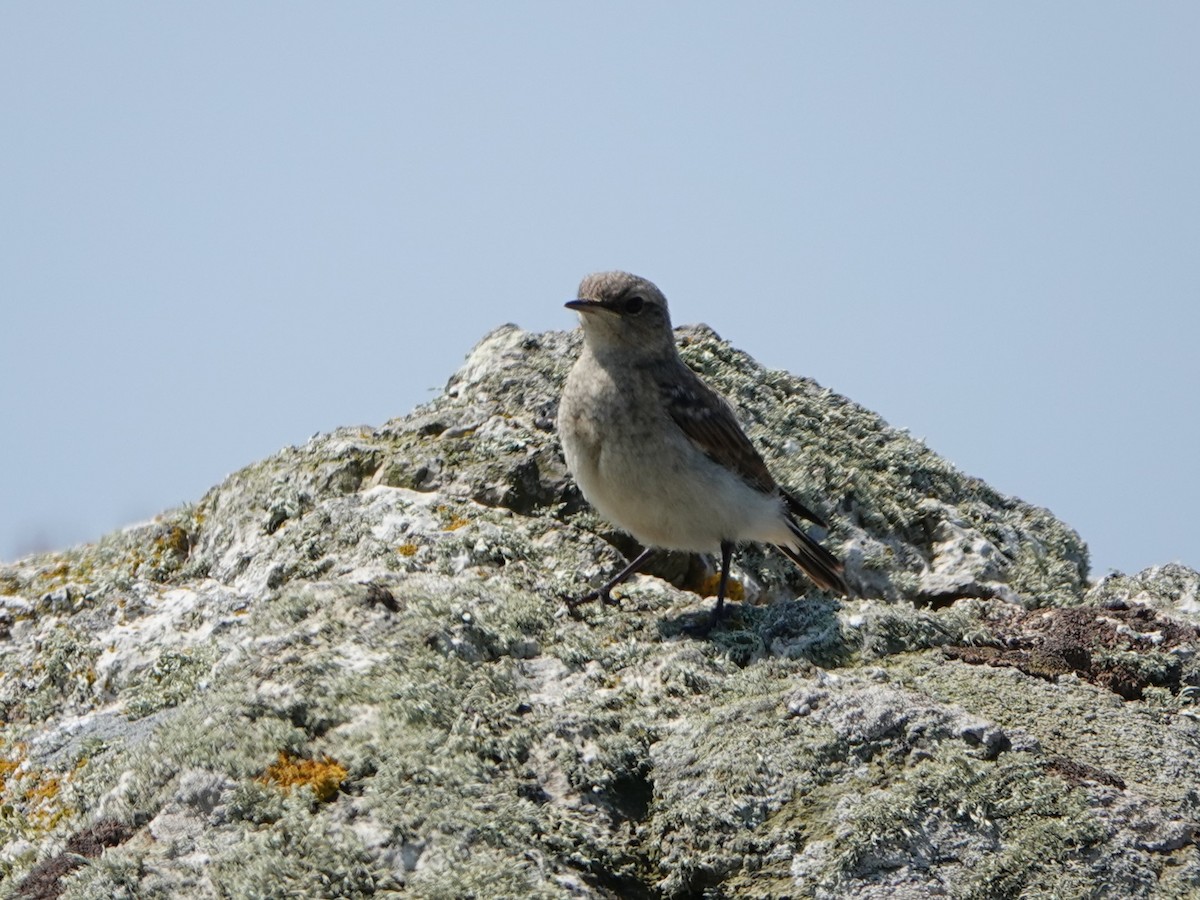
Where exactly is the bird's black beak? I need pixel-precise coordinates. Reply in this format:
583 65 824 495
565 298 615 314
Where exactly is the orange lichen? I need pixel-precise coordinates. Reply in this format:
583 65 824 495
396 542 420 557
0 750 71 827
22 770 73 828
0 756 20 792
698 574 746 603
27 773 61 805
260 752 347 803
444 516 470 531
153 525 191 559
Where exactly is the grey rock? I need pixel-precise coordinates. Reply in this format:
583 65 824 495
0 323 1195 898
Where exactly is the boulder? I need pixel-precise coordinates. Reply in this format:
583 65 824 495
1 325 1196 898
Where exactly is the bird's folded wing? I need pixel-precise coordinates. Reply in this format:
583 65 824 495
659 365 829 528
658 367 780 498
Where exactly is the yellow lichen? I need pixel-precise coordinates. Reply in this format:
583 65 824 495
36 561 71 587
444 516 470 531
396 542 420 557
260 752 347 803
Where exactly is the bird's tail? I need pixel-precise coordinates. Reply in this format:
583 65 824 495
777 517 848 595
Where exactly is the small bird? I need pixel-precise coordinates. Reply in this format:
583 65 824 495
557 271 847 621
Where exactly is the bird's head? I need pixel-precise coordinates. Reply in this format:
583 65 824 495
566 271 675 357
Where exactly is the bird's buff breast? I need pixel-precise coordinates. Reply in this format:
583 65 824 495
560 365 776 552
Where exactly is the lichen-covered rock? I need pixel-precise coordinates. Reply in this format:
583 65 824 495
0 324 1196 898
1087 563 1200 624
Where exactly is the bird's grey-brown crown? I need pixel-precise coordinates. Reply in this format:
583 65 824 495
572 271 671 322
567 272 677 356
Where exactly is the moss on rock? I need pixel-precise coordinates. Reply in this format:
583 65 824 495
0 324 1194 898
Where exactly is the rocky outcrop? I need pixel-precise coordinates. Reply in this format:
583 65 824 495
1 324 1196 898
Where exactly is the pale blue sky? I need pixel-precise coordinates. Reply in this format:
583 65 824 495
3 4 1197 577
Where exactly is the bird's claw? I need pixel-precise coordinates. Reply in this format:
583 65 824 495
566 586 620 611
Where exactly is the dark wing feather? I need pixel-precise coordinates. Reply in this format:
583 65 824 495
657 366 778 497
658 362 846 595
658 365 826 525
781 488 828 528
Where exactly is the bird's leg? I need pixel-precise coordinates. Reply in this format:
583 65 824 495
570 547 656 608
712 540 735 621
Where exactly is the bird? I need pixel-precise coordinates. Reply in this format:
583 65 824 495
557 270 847 623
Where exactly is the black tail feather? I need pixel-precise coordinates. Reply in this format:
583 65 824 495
777 517 847 595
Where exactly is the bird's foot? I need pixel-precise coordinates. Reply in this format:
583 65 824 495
566 548 655 616
565 585 621 615
680 597 729 637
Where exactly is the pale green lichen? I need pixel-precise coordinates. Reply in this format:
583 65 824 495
122 647 217 719
2 325 1195 898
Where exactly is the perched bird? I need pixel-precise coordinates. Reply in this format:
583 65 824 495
557 270 847 621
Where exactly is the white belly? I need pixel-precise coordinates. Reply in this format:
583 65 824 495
561 388 790 552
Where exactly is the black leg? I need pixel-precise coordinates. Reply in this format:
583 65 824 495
570 547 656 608
713 540 734 621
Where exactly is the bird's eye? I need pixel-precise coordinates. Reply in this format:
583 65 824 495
623 295 645 314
